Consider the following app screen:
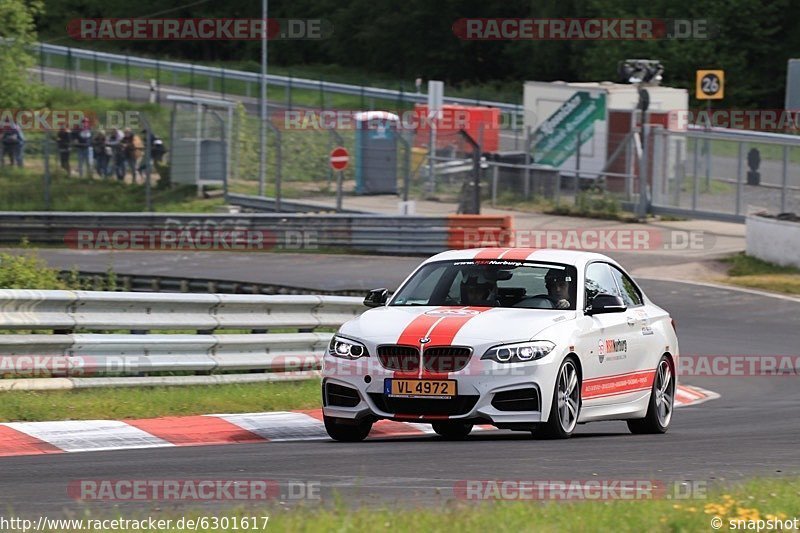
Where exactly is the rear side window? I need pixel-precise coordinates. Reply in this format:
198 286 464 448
584 262 619 303
610 266 643 307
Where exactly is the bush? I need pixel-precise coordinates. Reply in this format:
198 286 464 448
0 250 69 289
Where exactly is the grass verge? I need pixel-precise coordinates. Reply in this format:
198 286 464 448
25 477 800 532
720 253 800 295
0 380 321 422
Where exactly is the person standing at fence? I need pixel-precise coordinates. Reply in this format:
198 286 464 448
74 117 93 178
107 128 125 181
56 126 71 175
92 130 109 178
122 128 143 182
1 122 23 167
138 129 167 176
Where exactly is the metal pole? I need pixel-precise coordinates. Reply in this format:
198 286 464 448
258 0 268 197
125 56 130 101
428 124 436 192
492 164 499 207
336 171 343 211
692 136 699 210
195 104 202 197
155 60 161 104
574 129 581 205
39 45 44 83
524 126 531 199
637 94 649 219
781 145 789 213
43 137 51 210
93 52 98 98
736 142 744 216
145 124 152 212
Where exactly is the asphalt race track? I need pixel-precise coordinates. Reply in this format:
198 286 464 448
1 256 799 516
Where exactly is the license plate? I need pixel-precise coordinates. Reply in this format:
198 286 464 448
384 379 457 398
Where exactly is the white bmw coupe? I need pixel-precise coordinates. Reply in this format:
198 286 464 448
322 248 678 441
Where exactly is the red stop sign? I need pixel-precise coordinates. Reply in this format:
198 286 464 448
329 146 349 171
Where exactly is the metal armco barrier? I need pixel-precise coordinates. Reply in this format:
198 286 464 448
0 290 365 380
0 212 513 255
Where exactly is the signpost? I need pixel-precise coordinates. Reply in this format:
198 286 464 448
696 70 725 100
696 70 724 191
330 146 349 211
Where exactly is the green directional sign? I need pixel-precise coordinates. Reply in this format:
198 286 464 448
532 91 606 167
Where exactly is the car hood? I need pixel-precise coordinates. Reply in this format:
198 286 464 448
339 306 575 344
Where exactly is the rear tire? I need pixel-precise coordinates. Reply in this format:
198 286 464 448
324 415 372 442
537 357 581 439
627 356 674 435
432 421 473 440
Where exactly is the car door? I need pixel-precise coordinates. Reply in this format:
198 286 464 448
577 262 640 406
607 263 657 397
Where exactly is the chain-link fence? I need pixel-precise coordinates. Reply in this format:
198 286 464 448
650 127 800 220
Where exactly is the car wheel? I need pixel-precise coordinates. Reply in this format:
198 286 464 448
432 421 473 440
627 356 675 435
323 415 373 442
537 357 581 439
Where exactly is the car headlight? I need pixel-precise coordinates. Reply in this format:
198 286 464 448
328 335 369 360
481 341 555 364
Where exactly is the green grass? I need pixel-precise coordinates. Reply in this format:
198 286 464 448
23 477 800 532
0 380 321 422
0 166 221 211
719 253 800 295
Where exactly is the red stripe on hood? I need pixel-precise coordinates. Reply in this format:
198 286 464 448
500 248 539 261
473 248 508 260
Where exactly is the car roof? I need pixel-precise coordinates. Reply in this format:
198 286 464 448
422 248 621 270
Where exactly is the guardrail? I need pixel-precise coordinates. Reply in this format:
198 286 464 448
36 42 524 120
0 212 512 255
0 290 366 386
63 270 364 296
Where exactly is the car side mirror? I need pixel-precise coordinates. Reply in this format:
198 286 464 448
585 293 627 316
363 288 389 308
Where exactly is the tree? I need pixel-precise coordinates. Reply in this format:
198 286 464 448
0 0 45 108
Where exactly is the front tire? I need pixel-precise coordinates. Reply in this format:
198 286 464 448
324 415 372 442
627 356 675 434
537 357 581 439
432 421 473 440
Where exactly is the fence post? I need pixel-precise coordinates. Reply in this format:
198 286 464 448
736 142 744 216
155 59 161 104
396 132 411 202
492 164 499 207
692 136 699 210
190 65 195 97
524 126 532 199
574 129 581 205
267 121 282 212
39 45 45 83
93 52 99 98
43 137 51 211
704 138 711 192
125 56 131 101
781 145 789 213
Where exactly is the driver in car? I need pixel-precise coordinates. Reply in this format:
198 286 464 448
545 269 572 309
460 271 499 307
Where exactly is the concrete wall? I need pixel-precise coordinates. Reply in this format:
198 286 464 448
746 215 800 268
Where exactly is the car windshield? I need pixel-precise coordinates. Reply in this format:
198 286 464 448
390 260 578 310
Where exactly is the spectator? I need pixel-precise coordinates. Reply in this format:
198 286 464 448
122 128 143 182
56 126 71 175
138 129 167 176
106 128 125 181
74 117 93 178
92 131 110 178
2 122 24 167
